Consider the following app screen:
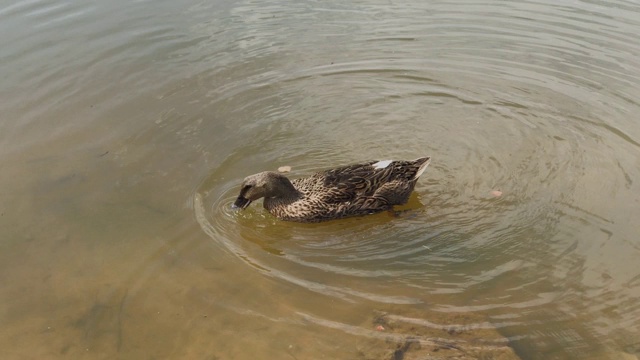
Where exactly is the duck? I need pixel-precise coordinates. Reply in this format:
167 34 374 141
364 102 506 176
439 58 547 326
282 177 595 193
232 157 431 223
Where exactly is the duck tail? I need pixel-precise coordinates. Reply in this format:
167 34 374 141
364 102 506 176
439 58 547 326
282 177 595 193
412 157 431 180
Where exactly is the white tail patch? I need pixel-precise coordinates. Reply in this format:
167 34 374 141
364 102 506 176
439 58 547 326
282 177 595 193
373 160 393 169
413 157 431 180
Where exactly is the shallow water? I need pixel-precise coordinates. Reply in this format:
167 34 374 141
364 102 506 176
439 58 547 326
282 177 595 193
2 0 640 358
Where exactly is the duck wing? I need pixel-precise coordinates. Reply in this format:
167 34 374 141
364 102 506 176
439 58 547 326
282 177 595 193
312 160 376 202
283 158 430 221
317 158 430 204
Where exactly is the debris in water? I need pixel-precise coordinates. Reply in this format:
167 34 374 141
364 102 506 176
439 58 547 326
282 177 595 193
278 166 291 173
490 190 503 197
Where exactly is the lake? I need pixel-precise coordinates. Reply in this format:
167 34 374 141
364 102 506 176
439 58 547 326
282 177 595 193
1 0 639 358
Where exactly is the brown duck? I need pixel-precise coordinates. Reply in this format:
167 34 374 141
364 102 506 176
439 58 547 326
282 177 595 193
232 157 431 223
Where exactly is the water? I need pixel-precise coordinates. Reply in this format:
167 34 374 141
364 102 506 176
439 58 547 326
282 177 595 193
1 0 640 358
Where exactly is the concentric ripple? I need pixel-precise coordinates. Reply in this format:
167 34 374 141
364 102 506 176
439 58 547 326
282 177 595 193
4 0 637 357
0 0 640 359
189 0 640 357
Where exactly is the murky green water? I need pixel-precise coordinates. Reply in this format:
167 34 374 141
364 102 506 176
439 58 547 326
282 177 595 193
2 0 640 358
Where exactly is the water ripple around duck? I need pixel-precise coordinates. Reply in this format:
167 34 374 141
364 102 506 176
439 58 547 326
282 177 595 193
187 0 640 356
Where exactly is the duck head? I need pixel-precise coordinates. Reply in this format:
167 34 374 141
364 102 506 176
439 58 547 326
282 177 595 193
232 171 298 210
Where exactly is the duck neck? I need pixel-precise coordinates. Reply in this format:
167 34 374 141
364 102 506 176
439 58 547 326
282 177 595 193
264 175 301 209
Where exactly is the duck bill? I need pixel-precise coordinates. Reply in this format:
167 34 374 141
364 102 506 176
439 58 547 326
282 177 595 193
232 196 252 210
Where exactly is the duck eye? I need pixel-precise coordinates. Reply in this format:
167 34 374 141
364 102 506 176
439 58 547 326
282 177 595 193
241 184 252 193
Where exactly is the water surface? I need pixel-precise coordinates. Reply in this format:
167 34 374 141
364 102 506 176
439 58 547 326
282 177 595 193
1 0 640 358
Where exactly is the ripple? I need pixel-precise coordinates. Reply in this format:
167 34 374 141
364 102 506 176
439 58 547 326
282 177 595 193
184 0 640 355
4 0 639 356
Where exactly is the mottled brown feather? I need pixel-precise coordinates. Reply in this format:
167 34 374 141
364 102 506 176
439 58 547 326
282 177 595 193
234 157 431 223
